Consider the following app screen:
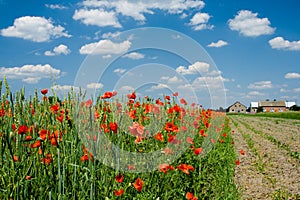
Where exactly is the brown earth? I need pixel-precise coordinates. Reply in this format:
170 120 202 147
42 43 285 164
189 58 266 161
229 115 300 200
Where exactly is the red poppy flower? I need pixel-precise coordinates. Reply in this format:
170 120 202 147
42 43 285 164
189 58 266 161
25 175 32 180
165 95 170 100
186 137 194 145
163 147 174 155
159 163 174 174
177 164 194 175
25 135 32 141
115 174 124 183
18 125 28 134
30 140 41 148
56 115 64 123
180 98 188 105
186 192 198 200
155 99 164 106
85 99 93 107
114 189 124 196
173 92 178 96
165 122 178 133
109 122 118 133
41 154 52 165
128 165 135 170
39 129 48 141
153 133 163 142
80 154 89 162
13 155 20 162
50 104 60 112
132 178 144 192
127 92 136 100
41 88 48 95
194 148 203 155
222 133 227 137
240 150 245 155
235 160 240 165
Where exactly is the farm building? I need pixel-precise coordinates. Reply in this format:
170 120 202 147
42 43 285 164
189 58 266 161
258 100 286 112
227 101 247 113
285 101 296 110
250 102 258 113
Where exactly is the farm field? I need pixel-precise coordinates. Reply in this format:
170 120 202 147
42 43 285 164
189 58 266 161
0 83 239 199
1 82 300 199
229 114 300 199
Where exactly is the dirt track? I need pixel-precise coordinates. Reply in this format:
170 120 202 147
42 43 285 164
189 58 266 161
229 115 300 200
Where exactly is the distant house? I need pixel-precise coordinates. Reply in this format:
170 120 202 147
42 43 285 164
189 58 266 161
227 101 247 113
285 101 296 110
250 102 258 113
258 100 286 112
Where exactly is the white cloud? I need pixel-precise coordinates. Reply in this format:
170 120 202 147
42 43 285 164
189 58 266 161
52 85 80 92
248 91 265 96
81 0 205 22
176 61 210 75
269 37 300 51
189 12 213 30
0 16 71 42
79 39 131 55
73 9 121 28
294 88 300 93
117 85 135 93
150 83 169 90
207 40 228 48
228 10 275 37
86 82 103 89
113 68 127 75
192 75 229 90
102 31 121 39
45 4 67 10
161 76 183 84
284 72 300 79
248 81 273 89
45 44 71 56
123 52 145 60
0 64 61 84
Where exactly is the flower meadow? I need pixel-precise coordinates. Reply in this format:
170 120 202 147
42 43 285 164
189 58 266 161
0 78 239 199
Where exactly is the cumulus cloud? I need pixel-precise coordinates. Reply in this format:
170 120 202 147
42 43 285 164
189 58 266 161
176 61 210 75
150 83 169 90
248 91 265 96
123 52 145 60
284 72 300 79
52 85 80 92
73 9 121 27
81 0 205 22
248 81 273 89
113 68 127 75
102 31 121 39
0 64 61 84
79 39 131 55
86 82 104 89
189 12 213 30
192 75 229 90
269 37 300 51
228 10 275 37
44 44 71 56
0 16 71 42
207 40 228 48
45 4 67 10
161 76 183 84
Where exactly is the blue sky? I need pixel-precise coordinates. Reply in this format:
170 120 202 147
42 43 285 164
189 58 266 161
0 0 300 109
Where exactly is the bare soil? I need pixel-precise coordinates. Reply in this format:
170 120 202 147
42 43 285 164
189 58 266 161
229 115 300 200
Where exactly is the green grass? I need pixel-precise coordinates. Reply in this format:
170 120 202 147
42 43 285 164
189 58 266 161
0 79 240 199
227 111 300 120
